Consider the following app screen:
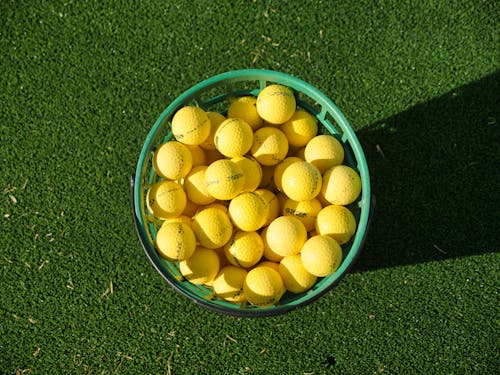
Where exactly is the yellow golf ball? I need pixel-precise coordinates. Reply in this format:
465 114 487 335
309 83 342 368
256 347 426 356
214 118 254 158
304 135 344 173
204 159 245 200
228 191 268 232
153 141 193 180
281 161 322 202
231 156 262 193
256 84 296 125
224 230 264 268
227 96 263 130
200 112 226 150
179 247 220 285
213 266 248 302
315 204 357 245
321 165 362 205
243 266 285 306
280 108 318 147
300 235 343 277
251 127 289 166
192 207 233 249
147 180 186 219
155 222 196 261
282 197 322 232
171 106 211 146
265 216 307 257
184 165 216 205
279 254 317 293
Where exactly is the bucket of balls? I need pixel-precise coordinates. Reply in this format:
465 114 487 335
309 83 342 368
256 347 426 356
131 69 372 317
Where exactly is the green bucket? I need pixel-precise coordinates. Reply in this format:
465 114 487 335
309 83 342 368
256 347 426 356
131 69 372 317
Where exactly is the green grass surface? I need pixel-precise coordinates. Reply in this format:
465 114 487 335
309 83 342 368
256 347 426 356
1 0 499 373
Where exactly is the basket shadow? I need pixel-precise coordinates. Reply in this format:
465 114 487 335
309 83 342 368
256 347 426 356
352 71 499 272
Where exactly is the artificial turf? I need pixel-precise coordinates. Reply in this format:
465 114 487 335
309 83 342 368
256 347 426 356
1 0 499 373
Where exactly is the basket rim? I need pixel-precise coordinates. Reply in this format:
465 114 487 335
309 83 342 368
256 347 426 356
132 69 372 317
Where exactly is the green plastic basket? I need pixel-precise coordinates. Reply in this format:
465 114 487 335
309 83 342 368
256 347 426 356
131 69 372 317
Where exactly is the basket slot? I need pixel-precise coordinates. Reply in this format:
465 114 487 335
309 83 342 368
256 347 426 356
215 299 247 309
147 117 173 148
226 80 258 95
296 91 322 116
203 92 229 107
162 259 183 280
180 277 217 298
195 84 229 110
190 97 202 108
147 220 158 238
147 151 157 181
348 199 363 225
145 213 163 227
341 139 358 170
226 81 260 98
321 110 343 137
259 77 285 88
140 220 155 249
148 163 163 185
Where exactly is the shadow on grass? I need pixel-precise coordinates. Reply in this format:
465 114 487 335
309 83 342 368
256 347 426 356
353 71 499 272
